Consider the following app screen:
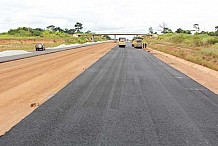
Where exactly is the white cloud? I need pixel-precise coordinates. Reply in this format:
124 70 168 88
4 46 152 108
0 0 217 33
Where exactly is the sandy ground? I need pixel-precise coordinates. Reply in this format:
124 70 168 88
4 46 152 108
145 48 218 94
0 43 116 135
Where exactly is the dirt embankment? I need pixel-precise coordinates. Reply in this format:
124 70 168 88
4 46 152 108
0 38 72 44
0 43 116 135
145 47 218 94
0 38 91 51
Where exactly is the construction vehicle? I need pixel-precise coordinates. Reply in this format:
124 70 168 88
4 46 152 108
132 37 147 49
118 37 127 47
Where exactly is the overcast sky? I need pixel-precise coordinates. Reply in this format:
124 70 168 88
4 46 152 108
0 0 217 34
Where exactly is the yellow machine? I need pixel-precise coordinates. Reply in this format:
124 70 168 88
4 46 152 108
118 37 127 47
132 37 147 49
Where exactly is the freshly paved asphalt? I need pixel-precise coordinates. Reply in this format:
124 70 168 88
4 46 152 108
0 43 218 146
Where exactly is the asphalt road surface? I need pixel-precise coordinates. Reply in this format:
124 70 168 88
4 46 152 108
1 43 218 146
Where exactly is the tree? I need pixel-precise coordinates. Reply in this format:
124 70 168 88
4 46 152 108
148 27 154 34
68 29 76 34
162 27 172 34
215 26 218 31
186 30 191 34
46 25 55 31
103 35 111 40
53 27 63 32
64 28 69 33
159 22 167 32
193 24 200 32
74 22 83 33
34 28 44 32
85 30 92 34
7 27 31 36
63 28 75 34
175 28 191 34
159 22 172 33
176 28 185 33
32 28 43 36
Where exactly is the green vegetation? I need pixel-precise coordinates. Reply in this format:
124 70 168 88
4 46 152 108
158 22 173 34
157 33 218 47
0 24 76 39
152 23 218 36
147 33 218 71
175 28 191 34
0 22 110 39
0 22 111 51
74 22 83 33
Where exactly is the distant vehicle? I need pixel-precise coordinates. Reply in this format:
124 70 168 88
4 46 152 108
118 37 127 47
132 37 147 49
35 43 45 51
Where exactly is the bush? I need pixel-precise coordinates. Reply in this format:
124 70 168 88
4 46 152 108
203 37 218 46
157 33 218 47
200 47 218 58
191 35 203 47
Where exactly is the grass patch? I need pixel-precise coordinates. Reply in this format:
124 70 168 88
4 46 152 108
147 34 218 71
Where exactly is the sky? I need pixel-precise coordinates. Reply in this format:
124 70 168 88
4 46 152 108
0 0 217 34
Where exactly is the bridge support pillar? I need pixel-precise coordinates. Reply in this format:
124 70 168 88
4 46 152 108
92 35 95 42
114 35 116 42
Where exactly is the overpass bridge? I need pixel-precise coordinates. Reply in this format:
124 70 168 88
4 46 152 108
77 33 151 42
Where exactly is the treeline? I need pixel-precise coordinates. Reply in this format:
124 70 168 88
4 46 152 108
0 22 93 38
149 24 218 36
45 22 87 34
164 27 218 36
